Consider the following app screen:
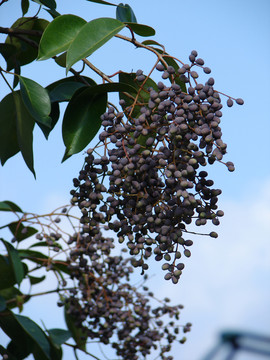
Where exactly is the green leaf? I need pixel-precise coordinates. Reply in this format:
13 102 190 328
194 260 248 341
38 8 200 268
38 15 87 60
45 8 61 19
13 59 20 89
47 328 71 346
15 314 51 360
0 93 20 165
5 18 49 70
54 52 66 67
12 91 35 177
20 76 51 128
119 72 158 117
0 201 23 213
21 0 29 15
62 81 135 159
125 22 155 37
62 90 107 159
39 101 60 139
0 311 32 358
8 221 38 242
0 296 6 311
86 0 117 6
0 287 30 310
66 17 125 73
64 304 86 351
142 39 164 48
116 3 137 23
32 0 56 9
50 82 87 103
46 76 96 93
28 275 46 285
1 239 25 286
0 255 16 290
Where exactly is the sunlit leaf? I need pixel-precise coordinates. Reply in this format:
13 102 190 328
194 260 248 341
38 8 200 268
66 17 125 73
62 91 107 159
38 15 87 60
20 76 51 128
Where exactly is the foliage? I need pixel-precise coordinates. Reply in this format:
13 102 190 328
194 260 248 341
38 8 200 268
0 1 243 359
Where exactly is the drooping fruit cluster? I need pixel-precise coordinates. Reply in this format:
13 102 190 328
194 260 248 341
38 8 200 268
70 51 243 283
61 229 190 360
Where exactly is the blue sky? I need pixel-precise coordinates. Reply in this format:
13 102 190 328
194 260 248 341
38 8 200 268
0 0 270 359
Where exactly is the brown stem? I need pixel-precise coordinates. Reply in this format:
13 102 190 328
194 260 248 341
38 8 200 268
0 26 42 37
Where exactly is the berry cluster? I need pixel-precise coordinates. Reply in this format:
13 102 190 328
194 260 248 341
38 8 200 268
70 51 243 283
61 230 189 360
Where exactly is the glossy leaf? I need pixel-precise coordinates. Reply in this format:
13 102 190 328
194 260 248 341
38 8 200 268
38 15 87 60
5 18 49 70
66 17 125 73
116 3 137 23
15 314 51 360
8 221 38 242
1 239 25 286
0 201 23 213
50 82 87 103
21 0 29 15
0 255 16 290
125 22 155 37
62 90 107 159
62 82 136 158
20 76 51 128
86 0 116 6
48 328 71 346
12 91 35 176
